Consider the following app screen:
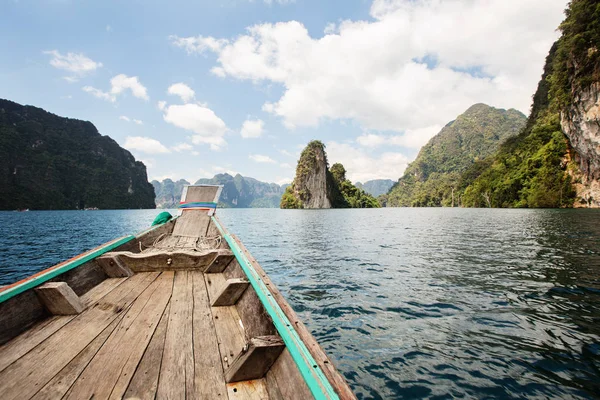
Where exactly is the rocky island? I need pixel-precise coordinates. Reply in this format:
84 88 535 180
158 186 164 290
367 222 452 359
0 99 155 210
281 140 379 209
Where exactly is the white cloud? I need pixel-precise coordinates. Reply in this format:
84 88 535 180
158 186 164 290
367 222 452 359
191 151 200 156
275 177 292 185
157 100 167 111
191 135 227 151
119 115 144 125
83 74 149 102
110 74 149 100
162 103 228 151
82 86 115 102
327 141 409 182
172 143 194 152
168 83 195 102
324 22 337 35
174 0 566 137
44 50 102 81
124 136 171 154
170 35 229 54
356 125 442 149
240 118 265 138
249 154 276 163
280 162 293 169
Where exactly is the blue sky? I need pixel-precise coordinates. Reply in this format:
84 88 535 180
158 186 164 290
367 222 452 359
1 0 568 185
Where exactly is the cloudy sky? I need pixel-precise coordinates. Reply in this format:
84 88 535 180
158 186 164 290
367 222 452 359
1 0 569 184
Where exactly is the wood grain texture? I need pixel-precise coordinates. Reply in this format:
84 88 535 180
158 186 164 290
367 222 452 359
266 349 312 400
123 301 170 400
0 290 47 346
172 210 211 237
157 271 195 399
185 185 220 203
225 336 285 383
0 277 126 373
35 282 84 315
211 278 249 307
49 260 108 296
101 249 232 273
226 379 270 400
32 316 124 400
191 271 228 399
64 272 173 400
0 272 159 400
96 256 134 278
229 233 356 400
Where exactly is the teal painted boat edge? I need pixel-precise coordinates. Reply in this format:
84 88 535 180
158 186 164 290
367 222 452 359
211 216 340 400
0 235 134 304
0 219 174 304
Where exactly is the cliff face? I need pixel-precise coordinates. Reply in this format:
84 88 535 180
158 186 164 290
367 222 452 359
355 179 395 197
460 0 600 208
284 141 332 208
195 173 287 208
561 83 600 205
152 178 190 208
386 104 526 207
0 99 156 210
281 140 379 209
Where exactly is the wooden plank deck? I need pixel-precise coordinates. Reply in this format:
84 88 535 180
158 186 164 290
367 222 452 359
0 271 271 400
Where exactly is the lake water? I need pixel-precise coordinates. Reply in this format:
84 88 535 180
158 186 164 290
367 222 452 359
1 208 599 399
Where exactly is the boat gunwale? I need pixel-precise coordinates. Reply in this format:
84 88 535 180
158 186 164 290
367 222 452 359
212 215 355 400
0 218 176 304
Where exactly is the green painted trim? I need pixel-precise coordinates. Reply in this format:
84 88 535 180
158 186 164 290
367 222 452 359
0 235 135 304
211 217 340 400
0 216 178 304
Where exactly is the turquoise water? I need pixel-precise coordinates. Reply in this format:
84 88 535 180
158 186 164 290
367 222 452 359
1 208 600 399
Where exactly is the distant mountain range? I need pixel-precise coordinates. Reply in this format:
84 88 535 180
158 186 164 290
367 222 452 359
355 179 395 197
152 174 288 208
153 173 389 208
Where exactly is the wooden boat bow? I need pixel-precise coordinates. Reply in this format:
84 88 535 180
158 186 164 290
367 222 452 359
0 184 355 400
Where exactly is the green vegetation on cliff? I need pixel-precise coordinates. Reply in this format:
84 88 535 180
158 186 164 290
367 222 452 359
0 99 155 210
355 179 395 197
386 104 526 207
281 140 379 209
460 0 599 208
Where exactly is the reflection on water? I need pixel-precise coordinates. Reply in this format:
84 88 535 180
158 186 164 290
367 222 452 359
1 208 600 399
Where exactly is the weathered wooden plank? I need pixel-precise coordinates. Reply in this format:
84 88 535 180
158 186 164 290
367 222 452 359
204 273 247 371
205 219 230 249
226 379 270 400
123 301 170 400
0 290 47 346
184 185 220 203
101 249 233 273
191 271 228 399
265 370 285 400
50 260 108 296
172 210 211 237
35 282 84 315
223 258 277 339
212 278 249 307
231 233 356 400
266 349 312 400
0 272 159 400
31 316 124 400
157 271 194 399
0 277 126 373
64 271 174 400
96 255 134 278
80 277 127 307
205 251 235 273
225 336 285 383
